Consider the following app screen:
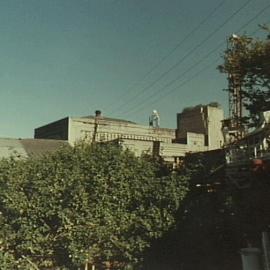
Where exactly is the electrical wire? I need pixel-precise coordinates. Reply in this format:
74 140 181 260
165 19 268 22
109 0 253 115
122 9 270 116
124 58 221 117
107 0 227 113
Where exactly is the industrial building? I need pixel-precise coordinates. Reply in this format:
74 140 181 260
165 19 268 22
34 103 224 163
176 103 224 150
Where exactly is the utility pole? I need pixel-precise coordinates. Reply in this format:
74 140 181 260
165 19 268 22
223 34 245 143
92 110 102 143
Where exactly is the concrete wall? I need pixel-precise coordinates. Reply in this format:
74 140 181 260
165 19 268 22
186 132 207 152
176 106 206 139
35 118 69 140
176 104 224 150
206 106 224 150
120 137 206 162
160 142 188 162
68 117 175 145
120 139 153 156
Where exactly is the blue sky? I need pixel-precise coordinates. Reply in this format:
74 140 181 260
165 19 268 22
0 0 269 138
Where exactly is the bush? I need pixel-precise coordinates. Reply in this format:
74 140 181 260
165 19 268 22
0 142 188 269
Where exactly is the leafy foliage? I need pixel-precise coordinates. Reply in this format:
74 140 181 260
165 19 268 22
219 30 270 127
0 143 187 269
143 151 270 270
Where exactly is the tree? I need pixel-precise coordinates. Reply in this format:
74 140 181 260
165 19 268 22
0 142 188 269
219 29 270 127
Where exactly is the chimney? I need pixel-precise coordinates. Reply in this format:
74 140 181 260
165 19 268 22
95 110 102 118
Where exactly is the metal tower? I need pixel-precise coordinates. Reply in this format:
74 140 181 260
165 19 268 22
222 34 245 143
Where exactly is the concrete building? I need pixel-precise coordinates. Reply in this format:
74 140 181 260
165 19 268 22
35 114 175 144
34 104 224 163
176 103 224 150
35 113 183 162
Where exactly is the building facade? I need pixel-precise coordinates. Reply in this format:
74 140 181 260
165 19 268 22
176 103 224 150
35 104 224 162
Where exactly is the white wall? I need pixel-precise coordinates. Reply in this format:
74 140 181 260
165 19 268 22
207 106 224 150
68 117 175 145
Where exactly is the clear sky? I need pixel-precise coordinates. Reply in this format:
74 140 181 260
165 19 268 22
0 0 269 138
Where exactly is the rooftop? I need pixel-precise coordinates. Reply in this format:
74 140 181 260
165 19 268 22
0 138 69 159
79 115 137 124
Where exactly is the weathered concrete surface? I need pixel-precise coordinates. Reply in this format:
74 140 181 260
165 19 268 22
0 138 68 159
176 104 224 150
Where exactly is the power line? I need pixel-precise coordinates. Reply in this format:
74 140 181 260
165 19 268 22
107 0 227 113
123 47 224 115
125 59 221 117
124 26 270 117
122 7 270 116
110 0 253 115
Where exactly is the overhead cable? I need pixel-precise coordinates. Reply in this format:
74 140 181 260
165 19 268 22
112 0 253 115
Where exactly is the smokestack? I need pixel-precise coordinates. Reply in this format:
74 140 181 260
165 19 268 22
95 110 102 118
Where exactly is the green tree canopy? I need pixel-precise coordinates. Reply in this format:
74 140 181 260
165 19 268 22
0 142 187 269
219 29 270 127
